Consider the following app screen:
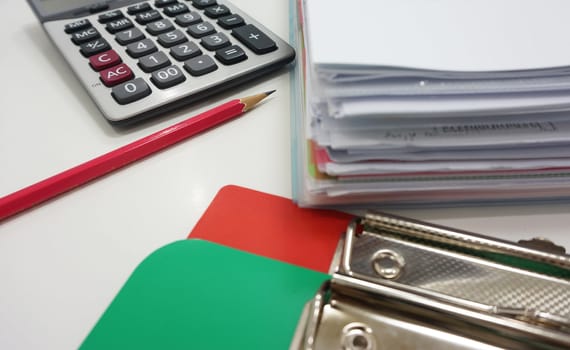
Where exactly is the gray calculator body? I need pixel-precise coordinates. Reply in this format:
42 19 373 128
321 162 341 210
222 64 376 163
27 0 295 125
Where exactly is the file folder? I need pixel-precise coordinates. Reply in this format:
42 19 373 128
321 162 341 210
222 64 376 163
189 185 352 272
80 239 329 349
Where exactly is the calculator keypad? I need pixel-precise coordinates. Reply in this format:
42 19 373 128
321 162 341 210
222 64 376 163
232 24 277 54
71 28 100 44
187 21 216 38
163 3 190 16
115 28 145 45
127 3 152 15
64 19 91 33
157 29 188 47
136 10 162 25
192 0 217 9
184 54 218 76
201 32 230 50
175 12 202 26
126 38 158 58
217 14 243 29
170 42 202 60
139 51 171 72
98 10 124 23
100 63 134 86
80 38 111 57
89 50 122 71
112 78 152 104
50 0 295 124
106 18 134 33
215 45 246 65
204 5 231 18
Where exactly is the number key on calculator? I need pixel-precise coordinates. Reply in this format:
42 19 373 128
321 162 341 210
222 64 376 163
27 0 296 125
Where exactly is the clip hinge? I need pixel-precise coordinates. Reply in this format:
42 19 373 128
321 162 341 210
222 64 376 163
493 306 570 330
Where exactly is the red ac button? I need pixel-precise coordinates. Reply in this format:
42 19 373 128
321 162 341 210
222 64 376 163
100 63 133 87
89 50 121 71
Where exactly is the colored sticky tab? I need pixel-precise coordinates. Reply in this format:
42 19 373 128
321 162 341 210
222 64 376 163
189 185 353 272
80 239 329 349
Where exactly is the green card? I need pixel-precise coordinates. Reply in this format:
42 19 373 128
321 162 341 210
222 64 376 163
80 239 329 349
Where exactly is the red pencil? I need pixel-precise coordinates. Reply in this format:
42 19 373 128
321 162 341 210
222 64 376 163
0 90 275 222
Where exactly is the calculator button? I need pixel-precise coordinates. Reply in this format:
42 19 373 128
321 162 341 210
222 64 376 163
183 55 217 76
232 24 277 54
163 3 190 17
158 29 188 48
191 0 216 9
136 10 163 25
80 38 111 57
138 51 171 72
64 19 91 33
217 14 244 29
151 65 186 89
112 78 151 105
127 2 151 15
106 18 134 34
215 45 247 65
204 4 230 18
100 63 134 87
126 38 158 58
146 19 175 35
170 42 202 61
201 32 230 51
89 50 122 71
155 0 177 7
115 27 145 45
175 12 202 27
71 27 100 45
187 21 215 38
98 10 123 23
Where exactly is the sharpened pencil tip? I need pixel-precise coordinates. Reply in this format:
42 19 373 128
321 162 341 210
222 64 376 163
241 90 276 111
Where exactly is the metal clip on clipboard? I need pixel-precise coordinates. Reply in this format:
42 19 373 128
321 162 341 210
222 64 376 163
290 212 570 350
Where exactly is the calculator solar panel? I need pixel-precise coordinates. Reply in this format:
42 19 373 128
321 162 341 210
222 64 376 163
27 0 295 125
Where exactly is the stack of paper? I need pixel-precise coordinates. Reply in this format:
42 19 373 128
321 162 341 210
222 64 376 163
290 0 570 207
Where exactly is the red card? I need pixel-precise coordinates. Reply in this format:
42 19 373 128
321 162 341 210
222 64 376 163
189 185 352 273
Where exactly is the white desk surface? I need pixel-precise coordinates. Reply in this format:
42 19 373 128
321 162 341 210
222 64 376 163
1 1 569 349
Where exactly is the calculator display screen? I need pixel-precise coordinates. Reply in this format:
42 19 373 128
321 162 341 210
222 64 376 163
32 0 105 19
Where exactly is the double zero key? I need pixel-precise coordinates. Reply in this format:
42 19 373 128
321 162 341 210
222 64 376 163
151 65 186 89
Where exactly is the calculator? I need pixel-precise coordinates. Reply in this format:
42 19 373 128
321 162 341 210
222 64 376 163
27 0 295 125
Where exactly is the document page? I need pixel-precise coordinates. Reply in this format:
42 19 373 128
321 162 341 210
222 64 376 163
305 0 570 72
318 120 570 149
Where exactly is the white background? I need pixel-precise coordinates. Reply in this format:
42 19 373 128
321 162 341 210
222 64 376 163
1 1 569 349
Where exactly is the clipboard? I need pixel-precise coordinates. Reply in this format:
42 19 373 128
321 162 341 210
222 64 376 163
189 185 352 272
80 239 329 349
